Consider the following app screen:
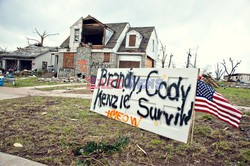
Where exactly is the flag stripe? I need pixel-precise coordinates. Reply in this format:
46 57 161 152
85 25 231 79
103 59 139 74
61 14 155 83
195 80 242 128
195 97 241 124
213 93 242 115
194 106 239 128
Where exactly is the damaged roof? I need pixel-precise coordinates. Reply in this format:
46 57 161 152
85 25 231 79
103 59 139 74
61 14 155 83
60 22 128 49
60 36 70 48
118 27 155 53
105 23 128 48
0 45 58 58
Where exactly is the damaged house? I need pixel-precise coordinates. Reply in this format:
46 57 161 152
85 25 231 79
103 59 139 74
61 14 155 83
0 44 58 72
58 15 158 78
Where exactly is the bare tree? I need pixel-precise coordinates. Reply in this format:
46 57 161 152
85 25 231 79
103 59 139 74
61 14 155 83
171 62 176 68
167 53 173 68
215 63 224 80
26 28 59 46
158 41 168 68
221 58 241 81
186 48 192 68
0 46 8 54
193 46 199 68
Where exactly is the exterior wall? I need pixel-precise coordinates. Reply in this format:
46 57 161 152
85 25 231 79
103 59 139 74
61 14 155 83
32 52 53 70
229 74 250 83
57 47 117 78
69 18 83 51
57 52 75 77
89 52 117 76
145 28 158 64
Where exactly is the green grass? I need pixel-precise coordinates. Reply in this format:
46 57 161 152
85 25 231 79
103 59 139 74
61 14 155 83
216 87 250 107
4 77 63 87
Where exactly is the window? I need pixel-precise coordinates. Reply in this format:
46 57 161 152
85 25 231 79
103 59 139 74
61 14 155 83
63 53 74 68
42 61 47 70
104 53 110 62
129 35 136 46
74 29 80 42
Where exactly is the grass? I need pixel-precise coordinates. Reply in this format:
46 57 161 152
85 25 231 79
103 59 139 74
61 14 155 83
37 85 85 91
4 77 63 87
0 96 249 165
216 87 250 107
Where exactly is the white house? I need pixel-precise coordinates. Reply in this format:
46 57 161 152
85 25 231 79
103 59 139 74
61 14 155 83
58 15 159 77
224 73 250 83
0 44 58 72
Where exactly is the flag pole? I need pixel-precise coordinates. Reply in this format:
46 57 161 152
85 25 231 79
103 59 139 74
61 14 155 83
189 68 200 145
190 111 195 144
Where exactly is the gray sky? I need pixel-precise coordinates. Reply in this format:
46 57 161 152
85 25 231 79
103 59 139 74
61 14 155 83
0 0 249 73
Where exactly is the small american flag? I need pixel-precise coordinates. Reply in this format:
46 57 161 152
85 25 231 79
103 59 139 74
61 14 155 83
195 80 243 128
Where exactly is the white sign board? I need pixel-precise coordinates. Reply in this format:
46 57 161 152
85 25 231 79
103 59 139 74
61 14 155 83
90 68 198 143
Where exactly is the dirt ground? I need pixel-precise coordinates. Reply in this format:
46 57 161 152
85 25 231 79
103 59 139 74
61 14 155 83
0 96 249 166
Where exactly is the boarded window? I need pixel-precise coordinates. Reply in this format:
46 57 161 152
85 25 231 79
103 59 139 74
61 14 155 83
146 57 154 68
63 53 74 68
129 35 136 46
104 53 110 62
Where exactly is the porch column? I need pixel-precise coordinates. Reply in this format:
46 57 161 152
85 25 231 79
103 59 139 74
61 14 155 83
17 59 20 71
2 59 6 70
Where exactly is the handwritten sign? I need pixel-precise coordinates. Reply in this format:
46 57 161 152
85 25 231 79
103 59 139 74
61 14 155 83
90 68 198 143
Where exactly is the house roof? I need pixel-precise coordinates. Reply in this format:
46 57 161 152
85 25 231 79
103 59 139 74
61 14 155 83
118 27 155 53
59 16 155 52
59 22 128 49
60 36 70 48
105 23 128 48
0 45 58 58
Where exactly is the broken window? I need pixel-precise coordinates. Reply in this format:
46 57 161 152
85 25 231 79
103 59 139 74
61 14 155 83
104 53 110 62
129 35 136 46
74 29 80 42
63 53 74 68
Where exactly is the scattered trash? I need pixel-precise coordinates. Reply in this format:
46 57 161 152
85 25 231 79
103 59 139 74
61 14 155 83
71 119 78 121
136 144 147 156
41 112 47 115
14 143 23 148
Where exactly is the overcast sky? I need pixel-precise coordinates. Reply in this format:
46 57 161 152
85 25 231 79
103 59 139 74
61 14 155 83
0 0 249 73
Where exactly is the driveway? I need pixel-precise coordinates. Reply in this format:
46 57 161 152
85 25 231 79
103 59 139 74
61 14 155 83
0 84 92 100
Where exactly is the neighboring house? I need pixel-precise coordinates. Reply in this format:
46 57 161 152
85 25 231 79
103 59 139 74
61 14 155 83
0 44 59 72
58 15 158 78
224 73 250 83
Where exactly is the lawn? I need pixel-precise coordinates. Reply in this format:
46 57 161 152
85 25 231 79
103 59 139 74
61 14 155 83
216 87 250 107
0 96 249 165
4 77 64 88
